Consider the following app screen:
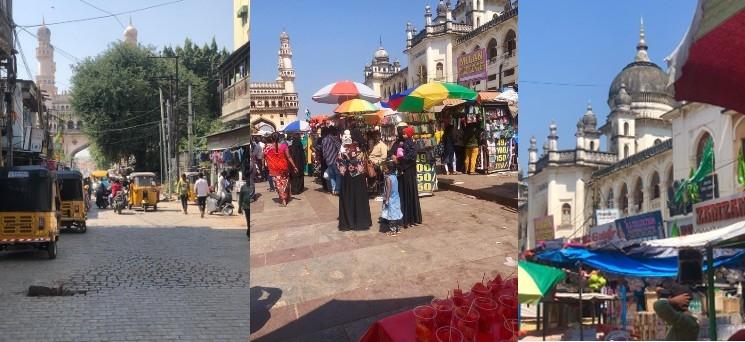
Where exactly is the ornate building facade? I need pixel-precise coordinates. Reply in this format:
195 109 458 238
525 22 678 247
368 0 518 100
248 31 298 134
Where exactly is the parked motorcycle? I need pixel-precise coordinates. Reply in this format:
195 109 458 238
114 190 127 214
95 187 110 209
209 190 234 216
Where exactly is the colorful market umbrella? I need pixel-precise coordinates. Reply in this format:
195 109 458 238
312 81 380 104
363 108 396 125
396 82 477 113
668 1 745 114
518 260 566 304
333 99 378 114
280 119 311 133
384 87 416 109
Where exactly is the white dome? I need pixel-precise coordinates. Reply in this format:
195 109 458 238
124 25 137 36
374 46 389 60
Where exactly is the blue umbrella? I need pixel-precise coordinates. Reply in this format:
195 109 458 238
280 120 310 133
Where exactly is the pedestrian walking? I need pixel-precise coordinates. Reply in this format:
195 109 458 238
441 125 458 175
238 168 253 240
380 159 402 236
337 129 372 231
264 132 298 207
289 134 306 195
177 173 191 214
316 127 329 191
453 123 466 173
194 173 210 218
322 126 342 195
396 126 422 227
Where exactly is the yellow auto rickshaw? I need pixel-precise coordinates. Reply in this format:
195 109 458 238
57 170 87 233
0 166 60 259
185 171 199 203
128 172 159 211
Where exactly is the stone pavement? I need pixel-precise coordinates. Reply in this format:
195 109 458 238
0 200 250 341
437 171 518 207
249 176 517 341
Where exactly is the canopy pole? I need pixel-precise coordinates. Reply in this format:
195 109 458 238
578 262 584 341
707 246 717 340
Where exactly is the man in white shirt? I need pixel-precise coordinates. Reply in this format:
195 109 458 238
194 173 210 218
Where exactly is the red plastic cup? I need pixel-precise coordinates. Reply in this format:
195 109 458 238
414 305 437 342
431 298 455 328
499 318 518 342
452 291 473 308
498 295 518 320
488 279 502 300
471 282 491 299
473 297 499 337
453 306 480 342
435 326 464 342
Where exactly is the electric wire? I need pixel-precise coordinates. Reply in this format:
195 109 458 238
17 0 185 28
78 0 126 29
18 27 81 63
14 30 33 80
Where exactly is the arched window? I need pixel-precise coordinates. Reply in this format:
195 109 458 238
504 30 516 56
76 121 82 129
487 38 498 60
696 132 714 168
561 203 571 226
436 63 444 80
623 122 629 136
651 172 661 199
624 144 629 158
67 120 74 130
589 141 595 151
417 65 428 85
606 189 615 209
633 178 644 211
476 17 480 27
619 183 629 215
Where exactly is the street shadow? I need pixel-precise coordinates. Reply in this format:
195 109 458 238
252 294 433 342
250 286 283 334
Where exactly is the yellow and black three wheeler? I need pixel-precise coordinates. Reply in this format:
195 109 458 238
128 172 159 211
0 166 60 259
185 171 199 203
57 170 87 233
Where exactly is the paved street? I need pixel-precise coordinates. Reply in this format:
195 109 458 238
0 200 250 341
249 176 518 341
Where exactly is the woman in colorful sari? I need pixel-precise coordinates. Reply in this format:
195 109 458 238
263 132 298 207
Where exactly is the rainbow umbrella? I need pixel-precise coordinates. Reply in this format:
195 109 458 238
384 86 416 109
396 82 477 113
312 81 380 104
333 99 378 115
518 260 566 304
668 1 745 114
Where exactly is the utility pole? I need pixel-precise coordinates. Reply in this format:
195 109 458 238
165 99 173 199
158 88 166 189
187 84 193 170
5 54 16 168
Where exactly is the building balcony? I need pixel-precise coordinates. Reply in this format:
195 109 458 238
487 51 517 68
221 75 250 123
455 6 518 46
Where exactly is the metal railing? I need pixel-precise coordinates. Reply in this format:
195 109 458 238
222 75 249 106
456 6 518 45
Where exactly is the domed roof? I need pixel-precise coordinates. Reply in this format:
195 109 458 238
37 25 50 38
582 102 597 129
607 20 673 108
280 31 289 39
374 46 389 60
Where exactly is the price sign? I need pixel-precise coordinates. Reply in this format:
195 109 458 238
494 138 512 171
416 152 437 196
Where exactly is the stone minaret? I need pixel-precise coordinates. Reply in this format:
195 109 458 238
528 136 538 176
278 31 295 93
35 18 57 99
123 17 138 46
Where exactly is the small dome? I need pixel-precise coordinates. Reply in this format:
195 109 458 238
280 31 289 39
437 0 448 15
37 25 50 39
614 83 632 107
582 102 597 129
374 46 389 60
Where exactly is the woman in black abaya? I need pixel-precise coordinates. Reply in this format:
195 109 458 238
337 129 372 231
396 126 422 227
289 134 306 194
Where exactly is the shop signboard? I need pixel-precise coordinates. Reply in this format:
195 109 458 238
693 192 745 233
416 151 437 196
544 237 565 250
493 138 512 171
615 211 664 242
582 222 620 244
698 174 719 202
595 209 620 225
667 215 694 236
457 48 487 83
533 215 555 243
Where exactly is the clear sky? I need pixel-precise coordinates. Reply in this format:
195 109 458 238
519 0 696 172
14 0 233 91
251 0 430 118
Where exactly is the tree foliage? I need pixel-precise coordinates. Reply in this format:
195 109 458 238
71 39 227 171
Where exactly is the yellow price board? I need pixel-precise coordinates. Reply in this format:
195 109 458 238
416 152 437 195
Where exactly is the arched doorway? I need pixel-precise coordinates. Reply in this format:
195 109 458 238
618 183 628 215
633 177 644 213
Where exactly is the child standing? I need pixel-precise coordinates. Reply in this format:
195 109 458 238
380 160 403 235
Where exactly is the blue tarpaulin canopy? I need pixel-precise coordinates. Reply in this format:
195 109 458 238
534 247 745 278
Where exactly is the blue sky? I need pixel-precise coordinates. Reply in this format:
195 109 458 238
519 0 696 172
14 0 233 91
251 0 429 117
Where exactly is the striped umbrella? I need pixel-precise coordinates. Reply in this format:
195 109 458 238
518 260 566 304
312 81 380 104
668 1 745 114
333 99 378 115
384 86 416 109
396 82 477 113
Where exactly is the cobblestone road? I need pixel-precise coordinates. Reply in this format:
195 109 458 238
0 200 250 341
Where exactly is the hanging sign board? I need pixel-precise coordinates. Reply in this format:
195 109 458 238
693 192 745 233
595 209 620 225
533 215 555 243
416 151 437 196
582 222 620 244
615 210 664 242
457 48 487 83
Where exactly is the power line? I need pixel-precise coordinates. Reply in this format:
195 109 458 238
85 120 160 134
521 80 603 87
17 0 185 28
14 30 33 80
17 26 81 63
79 0 126 29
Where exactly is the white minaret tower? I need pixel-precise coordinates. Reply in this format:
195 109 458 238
527 136 538 176
278 31 295 93
123 17 138 46
35 18 57 99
